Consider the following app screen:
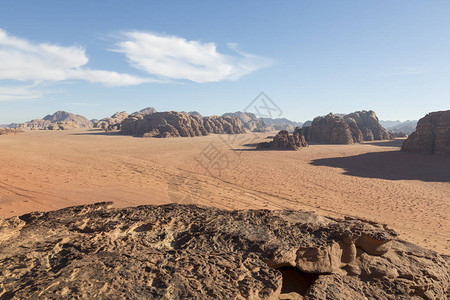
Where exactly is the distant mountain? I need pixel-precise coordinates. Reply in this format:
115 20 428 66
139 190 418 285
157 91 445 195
8 111 92 130
379 120 402 128
133 107 157 115
259 117 302 132
0 124 8 128
385 120 418 135
222 112 266 132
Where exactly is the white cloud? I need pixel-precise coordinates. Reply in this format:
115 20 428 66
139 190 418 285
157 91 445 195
0 83 43 101
114 31 272 83
0 29 154 90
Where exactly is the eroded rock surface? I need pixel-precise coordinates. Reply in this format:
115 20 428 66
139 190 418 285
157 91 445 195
94 111 130 131
258 129 308 150
304 111 390 144
120 111 244 137
402 110 450 157
0 128 22 135
1 203 448 299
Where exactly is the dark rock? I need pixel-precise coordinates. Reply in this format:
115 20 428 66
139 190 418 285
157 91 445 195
401 110 450 156
258 129 308 150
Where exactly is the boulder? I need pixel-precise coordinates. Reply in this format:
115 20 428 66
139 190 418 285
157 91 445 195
401 110 450 156
0 203 448 299
120 111 244 137
257 129 308 150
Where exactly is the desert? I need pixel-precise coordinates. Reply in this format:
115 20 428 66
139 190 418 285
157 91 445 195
0 126 449 256
2 2 450 298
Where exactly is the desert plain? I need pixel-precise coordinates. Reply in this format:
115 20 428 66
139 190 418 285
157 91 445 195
0 129 449 255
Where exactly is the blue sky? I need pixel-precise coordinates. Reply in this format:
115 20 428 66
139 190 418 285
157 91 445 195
1 0 449 123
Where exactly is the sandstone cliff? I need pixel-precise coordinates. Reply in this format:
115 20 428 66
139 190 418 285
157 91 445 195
120 111 244 137
0 203 448 299
304 111 390 144
94 111 129 131
401 110 450 157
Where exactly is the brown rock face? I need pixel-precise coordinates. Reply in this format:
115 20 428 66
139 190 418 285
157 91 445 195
0 203 448 299
120 111 244 137
344 110 391 141
257 129 308 150
0 128 22 135
308 113 355 144
304 111 390 144
402 110 450 156
94 111 130 131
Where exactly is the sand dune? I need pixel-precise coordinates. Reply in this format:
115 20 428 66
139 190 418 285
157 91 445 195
0 129 448 254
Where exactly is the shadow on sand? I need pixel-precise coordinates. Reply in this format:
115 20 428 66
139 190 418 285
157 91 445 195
362 139 405 147
310 151 450 182
69 130 121 136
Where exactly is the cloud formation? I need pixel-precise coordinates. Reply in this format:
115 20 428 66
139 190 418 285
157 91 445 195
0 29 152 88
114 31 271 83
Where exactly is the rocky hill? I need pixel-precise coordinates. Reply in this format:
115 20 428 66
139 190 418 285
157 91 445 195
259 118 303 132
222 111 266 132
304 111 391 144
0 128 22 135
120 111 244 137
0 202 448 299
401 110 450 157
257 129 308 150
8 111 92 130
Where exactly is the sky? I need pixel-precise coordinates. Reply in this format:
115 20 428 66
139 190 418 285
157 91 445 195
1 0 450 124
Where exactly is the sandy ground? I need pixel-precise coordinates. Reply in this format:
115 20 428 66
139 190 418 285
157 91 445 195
0 129 449 255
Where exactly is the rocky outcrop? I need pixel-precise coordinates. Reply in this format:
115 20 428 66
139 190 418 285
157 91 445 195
343 111 391 141
401 110 450 156
304 111 390 144
222 112 266 132
94 111 129 131
257 129 308 150
307 113 355 144
259 118 303 132
120 111 244 138
0 203 448 299
8 111 93 130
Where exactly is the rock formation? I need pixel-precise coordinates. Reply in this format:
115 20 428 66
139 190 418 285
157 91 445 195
120 111 244 138
222 112 266 132
259 118 303 132
8 111 93 130
304 111 390 144
0 203 448 299
257 129 308 150
401 110 450 157
94 111 129 131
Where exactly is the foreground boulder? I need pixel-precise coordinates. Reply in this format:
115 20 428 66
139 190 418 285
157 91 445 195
402 110 450 157
120 111 244 137
0 203 448 299
304 111 390 144
257 129 308 150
